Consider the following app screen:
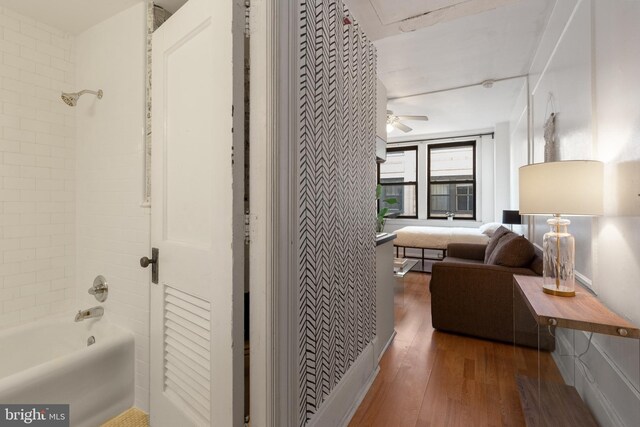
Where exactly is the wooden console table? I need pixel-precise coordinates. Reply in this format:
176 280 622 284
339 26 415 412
513 275 640 426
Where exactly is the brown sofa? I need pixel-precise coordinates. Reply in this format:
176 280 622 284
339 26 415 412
430 233 555 351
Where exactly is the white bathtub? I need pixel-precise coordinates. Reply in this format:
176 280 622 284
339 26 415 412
0 316 135 427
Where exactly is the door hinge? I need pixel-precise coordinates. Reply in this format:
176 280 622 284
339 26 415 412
244 0 250 38
244 212 251 245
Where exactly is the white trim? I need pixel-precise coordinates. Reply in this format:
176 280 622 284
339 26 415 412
306 343 378 427
552 330 639 427
250 0 299 425
377 330 397 364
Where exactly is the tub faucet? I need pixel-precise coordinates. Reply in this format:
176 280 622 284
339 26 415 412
75 306 104 322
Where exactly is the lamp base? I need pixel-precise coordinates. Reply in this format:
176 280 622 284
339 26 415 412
542 216 576 297
542 286 575 297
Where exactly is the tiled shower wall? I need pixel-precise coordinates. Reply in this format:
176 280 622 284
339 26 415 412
75 2 150 410
0 7 76 329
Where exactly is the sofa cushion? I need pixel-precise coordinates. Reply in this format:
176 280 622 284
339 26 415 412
487 233 535 268
484 226 512 263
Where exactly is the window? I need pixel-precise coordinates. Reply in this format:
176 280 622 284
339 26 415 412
377 146 417 218
427 142 476 219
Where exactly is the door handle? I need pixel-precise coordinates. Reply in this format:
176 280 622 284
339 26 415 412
140 247 159 284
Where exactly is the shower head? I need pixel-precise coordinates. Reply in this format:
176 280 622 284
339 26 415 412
60 89 103 106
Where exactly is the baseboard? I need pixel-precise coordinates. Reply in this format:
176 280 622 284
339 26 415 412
307 342 378 427
553 329 640 426
377 330 396 363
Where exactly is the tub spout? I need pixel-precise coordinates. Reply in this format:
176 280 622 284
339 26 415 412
75 306 104 322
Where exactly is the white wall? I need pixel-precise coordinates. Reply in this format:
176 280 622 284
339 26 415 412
0 7 76 330
493 122 510 221
510 1 640 424
508 79 528 208
75 1 149 411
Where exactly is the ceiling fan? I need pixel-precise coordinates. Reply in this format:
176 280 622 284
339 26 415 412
386 110 429 133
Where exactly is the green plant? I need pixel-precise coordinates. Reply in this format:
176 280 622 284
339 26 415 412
376 184 398 233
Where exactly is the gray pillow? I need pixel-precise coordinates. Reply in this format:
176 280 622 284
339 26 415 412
487 233 535 268
484 226 512 263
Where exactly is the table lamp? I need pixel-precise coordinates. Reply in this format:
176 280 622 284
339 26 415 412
519 161 603 297
502 210 521 231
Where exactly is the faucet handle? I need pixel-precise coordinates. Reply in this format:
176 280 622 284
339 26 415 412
88 275 108 302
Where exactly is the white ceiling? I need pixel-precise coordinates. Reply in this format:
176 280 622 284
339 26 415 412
345 0 555 136
0 0 144 34
0 0 187 34
387 77 525 137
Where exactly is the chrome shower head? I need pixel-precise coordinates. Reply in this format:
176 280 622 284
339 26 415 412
60 89 103 106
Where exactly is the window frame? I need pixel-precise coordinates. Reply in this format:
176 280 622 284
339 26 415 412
427 141 477 221
377 145 419 219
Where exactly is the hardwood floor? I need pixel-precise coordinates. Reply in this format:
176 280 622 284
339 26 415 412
349 272 563 427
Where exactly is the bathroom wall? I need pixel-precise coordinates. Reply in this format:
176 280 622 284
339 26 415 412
0 7 76 330
74 2 150 411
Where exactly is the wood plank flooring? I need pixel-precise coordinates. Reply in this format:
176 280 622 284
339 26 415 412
349 272 564 427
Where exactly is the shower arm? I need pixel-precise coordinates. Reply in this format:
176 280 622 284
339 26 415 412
78 89 103 99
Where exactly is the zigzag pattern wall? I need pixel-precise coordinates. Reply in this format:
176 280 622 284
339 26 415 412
297 0 377 425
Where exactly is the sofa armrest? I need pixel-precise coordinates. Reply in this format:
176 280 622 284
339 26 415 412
430 262 554 350
446 243 487 261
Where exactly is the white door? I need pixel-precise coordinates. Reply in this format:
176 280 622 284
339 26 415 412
149 0 240 425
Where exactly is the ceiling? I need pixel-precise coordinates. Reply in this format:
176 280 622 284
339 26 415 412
0 0 144 34
345 0 555 136
386 77 525 137
0 0 187 34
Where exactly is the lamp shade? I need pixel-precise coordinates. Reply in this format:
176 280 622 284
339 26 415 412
502 210 521 224
519 160 603 216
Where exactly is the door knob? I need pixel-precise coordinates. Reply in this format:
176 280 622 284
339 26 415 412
140 248 159 284
140 256 155 268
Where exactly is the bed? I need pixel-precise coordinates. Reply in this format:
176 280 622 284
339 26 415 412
393 223 500 266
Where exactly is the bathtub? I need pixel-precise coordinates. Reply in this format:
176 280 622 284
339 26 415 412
0 316 135 427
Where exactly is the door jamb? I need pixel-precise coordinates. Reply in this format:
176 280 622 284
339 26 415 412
249 0 298 425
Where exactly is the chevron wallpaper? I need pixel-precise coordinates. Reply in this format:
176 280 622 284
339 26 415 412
297 0 377 425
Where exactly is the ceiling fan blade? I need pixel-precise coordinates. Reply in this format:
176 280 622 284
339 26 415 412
396 115 429 121
393 122 412 133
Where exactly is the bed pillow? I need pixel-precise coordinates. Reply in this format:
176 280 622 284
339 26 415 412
479 222 501 237
483 226 512 263
487 233 535 268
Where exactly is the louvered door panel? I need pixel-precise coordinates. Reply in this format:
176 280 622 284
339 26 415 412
163 285 211 425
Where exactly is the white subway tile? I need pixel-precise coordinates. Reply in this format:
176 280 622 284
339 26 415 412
0 140 20 152
3 272 36 288
21 166 50 179
19 22 51 43
3 52 36 72
0 39 20 55
3 29 36 49
4 128 36 144
36 41 65 60
4 201 35 214
4 248 36 263
3 295 35 312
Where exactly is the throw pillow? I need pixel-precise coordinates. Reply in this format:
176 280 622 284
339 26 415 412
487 234 535 268
484 226 512 263
479 222 501 237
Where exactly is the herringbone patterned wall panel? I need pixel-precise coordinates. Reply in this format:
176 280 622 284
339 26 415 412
297 1 377 424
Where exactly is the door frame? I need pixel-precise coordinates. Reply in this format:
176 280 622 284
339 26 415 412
249 0 299 425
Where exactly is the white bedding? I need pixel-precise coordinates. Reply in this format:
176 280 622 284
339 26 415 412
394 225 490 249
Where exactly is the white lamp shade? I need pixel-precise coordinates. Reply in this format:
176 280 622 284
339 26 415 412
519 160 604 216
